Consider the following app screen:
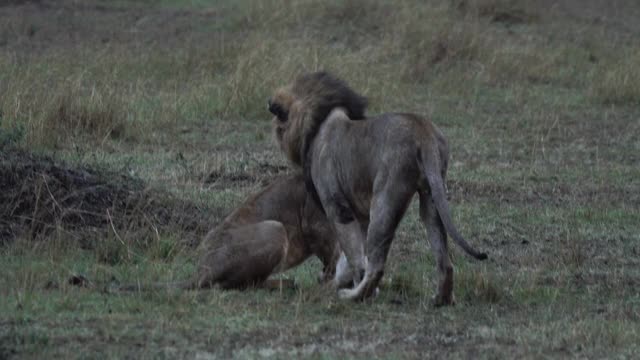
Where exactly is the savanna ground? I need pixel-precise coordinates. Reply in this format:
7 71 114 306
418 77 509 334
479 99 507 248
1 0 639 358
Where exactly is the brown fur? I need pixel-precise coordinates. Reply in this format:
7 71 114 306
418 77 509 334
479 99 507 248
119 173 341 292
269 72 487 304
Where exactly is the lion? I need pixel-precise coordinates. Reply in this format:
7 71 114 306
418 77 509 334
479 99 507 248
268 71 488 305
116 173 344 292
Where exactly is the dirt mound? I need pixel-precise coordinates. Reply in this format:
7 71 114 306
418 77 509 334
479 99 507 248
0 147 214 246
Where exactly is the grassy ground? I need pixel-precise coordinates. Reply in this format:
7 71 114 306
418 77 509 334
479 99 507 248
1 0 639 358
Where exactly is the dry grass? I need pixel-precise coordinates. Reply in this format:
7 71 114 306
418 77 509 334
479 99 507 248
43 81 126 142
2 0 637 150
590 48 640 105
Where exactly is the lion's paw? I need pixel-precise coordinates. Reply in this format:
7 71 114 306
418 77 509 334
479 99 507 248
338 288 360 300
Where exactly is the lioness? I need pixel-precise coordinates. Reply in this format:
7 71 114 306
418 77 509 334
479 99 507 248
120 173 341 291
268 72 487 305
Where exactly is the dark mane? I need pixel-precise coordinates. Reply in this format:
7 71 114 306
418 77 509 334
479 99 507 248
293 71 368 123
293 72 367 214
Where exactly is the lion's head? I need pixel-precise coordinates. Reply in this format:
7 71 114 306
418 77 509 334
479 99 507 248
268 71 368 167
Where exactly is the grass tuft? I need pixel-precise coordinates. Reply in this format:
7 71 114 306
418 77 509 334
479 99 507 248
590 49 640 105
457 270 503 304
43 82 126 143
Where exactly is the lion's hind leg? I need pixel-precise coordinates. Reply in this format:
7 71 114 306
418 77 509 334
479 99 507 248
419 190 455 306
195 221 291 290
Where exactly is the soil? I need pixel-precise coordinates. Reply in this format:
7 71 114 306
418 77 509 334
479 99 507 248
0 146 215 245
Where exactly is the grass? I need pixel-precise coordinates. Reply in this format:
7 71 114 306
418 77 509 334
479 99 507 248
1 0 640 358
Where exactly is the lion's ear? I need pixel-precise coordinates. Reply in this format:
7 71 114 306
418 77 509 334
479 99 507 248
268 100 288 122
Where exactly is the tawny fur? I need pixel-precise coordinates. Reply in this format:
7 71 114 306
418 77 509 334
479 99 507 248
119 173 341 292
268 72 487 304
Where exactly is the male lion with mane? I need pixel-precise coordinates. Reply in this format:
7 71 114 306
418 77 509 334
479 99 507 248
268 72 487 305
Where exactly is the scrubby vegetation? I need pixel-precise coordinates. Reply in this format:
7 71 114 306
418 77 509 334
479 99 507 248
1 0 639 358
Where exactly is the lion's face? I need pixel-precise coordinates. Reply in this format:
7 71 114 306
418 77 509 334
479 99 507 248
268 88 290 145
268 87 304 166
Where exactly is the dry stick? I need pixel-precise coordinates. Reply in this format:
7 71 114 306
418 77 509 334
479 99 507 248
42 174 63 212
32 174 64 240
106 208 131 261
41 174 77 241
28 177 43 238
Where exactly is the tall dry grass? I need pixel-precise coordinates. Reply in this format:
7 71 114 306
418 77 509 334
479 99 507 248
590 48 640 105
1 0 638 149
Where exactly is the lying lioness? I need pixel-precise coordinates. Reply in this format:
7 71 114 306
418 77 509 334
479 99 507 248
118 172 341 291
191 172 341 289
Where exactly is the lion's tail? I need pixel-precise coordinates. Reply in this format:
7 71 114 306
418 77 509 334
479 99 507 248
419 146 488 261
